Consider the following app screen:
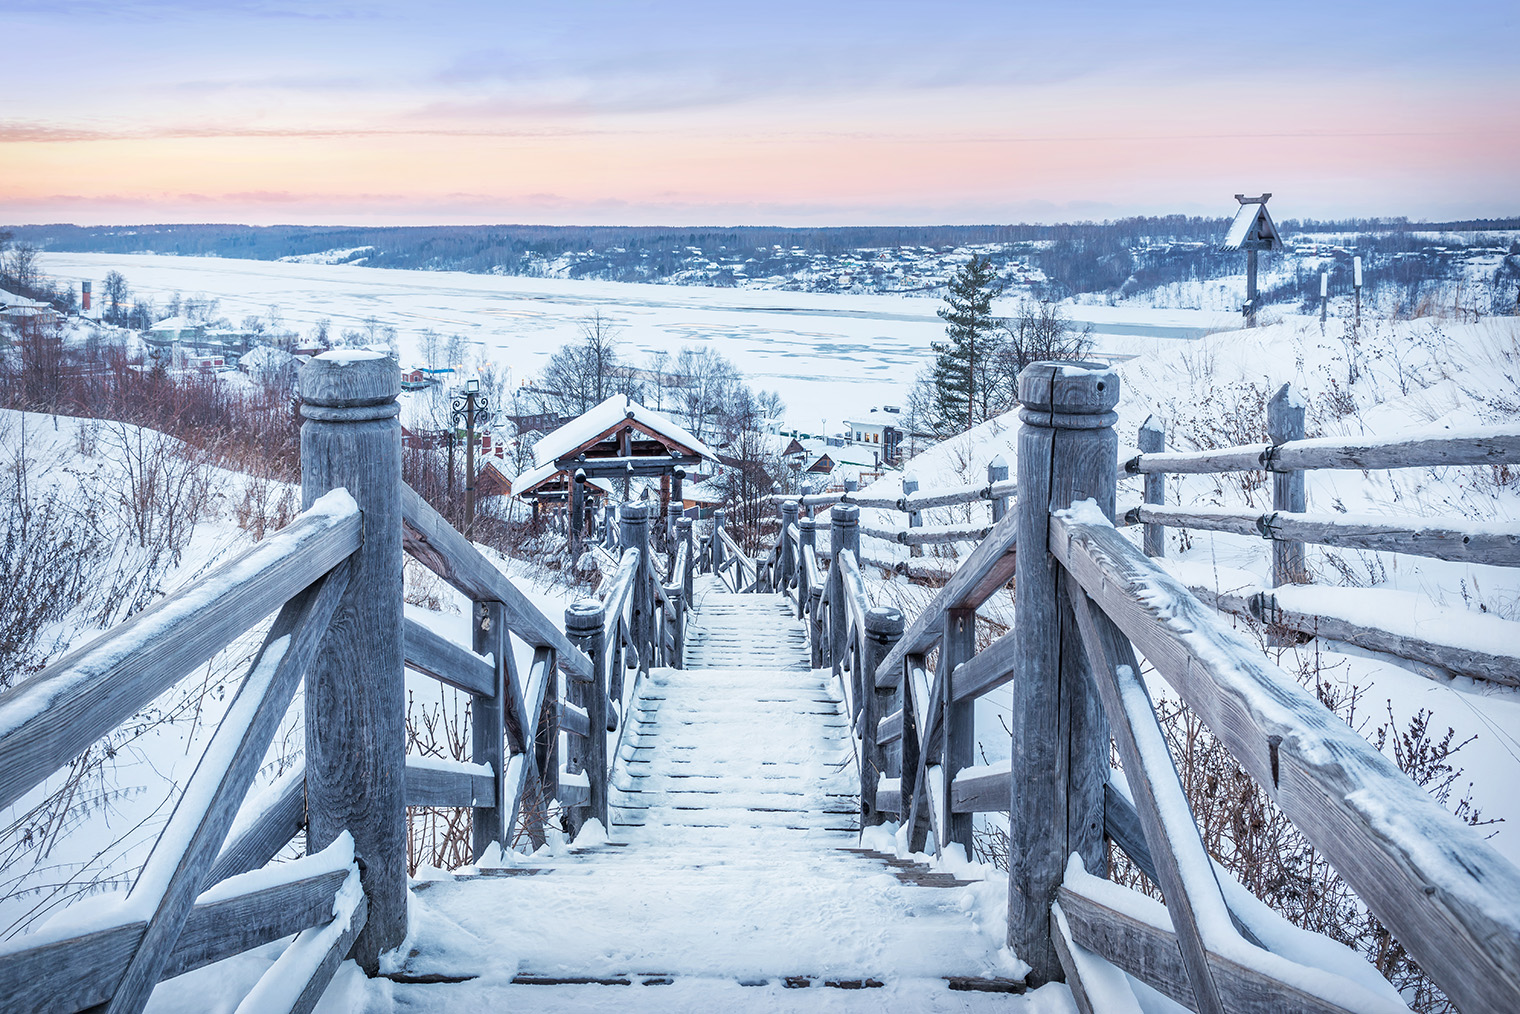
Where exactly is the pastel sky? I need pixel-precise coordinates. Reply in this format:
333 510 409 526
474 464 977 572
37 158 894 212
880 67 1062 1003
2 1 1516 226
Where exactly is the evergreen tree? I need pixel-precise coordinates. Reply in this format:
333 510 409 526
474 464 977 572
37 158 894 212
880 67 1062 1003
932 254 1004 433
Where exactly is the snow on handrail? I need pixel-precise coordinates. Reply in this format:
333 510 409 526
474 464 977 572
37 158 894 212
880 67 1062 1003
1050 504 1520 1014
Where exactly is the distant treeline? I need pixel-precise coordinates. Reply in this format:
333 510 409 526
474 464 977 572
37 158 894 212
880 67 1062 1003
7 216 1517 306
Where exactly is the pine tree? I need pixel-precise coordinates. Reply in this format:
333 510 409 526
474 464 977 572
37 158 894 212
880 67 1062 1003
932 254 1004 433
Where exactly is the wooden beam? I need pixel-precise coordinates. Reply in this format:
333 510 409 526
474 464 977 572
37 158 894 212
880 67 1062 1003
949 626 1016 702
877 708 903 746
205 769 306 888
0 866 351 1014
405 759 496 808
1125 504 1520 569
1056 881 1394 1014
1189 582 1519 688
555 454 692 477
0 498 360 813
1125 424 1520 476
1065 575 1229 1014
401 484 591 677
949 762 1009 813
1051 509 1520 1014
403 618 495 697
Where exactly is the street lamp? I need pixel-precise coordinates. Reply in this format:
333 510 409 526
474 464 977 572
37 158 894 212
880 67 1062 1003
451 379 491 533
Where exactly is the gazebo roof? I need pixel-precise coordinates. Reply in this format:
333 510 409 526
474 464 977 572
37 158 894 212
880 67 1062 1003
531 394 717 467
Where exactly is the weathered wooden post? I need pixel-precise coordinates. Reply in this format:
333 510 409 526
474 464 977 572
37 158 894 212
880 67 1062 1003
472 600 506 860
779 500 798 591
666 578 685 669
796 515 815 620
828 503 859 680
903 476 922 557
861 605 904 827
676 516 694 605
712 508 727 582
987 455 1009 524
620 502 654 675
666 501 681 553
1268 383 1307 590
942 604 975 851
1009 361 1116 985
1139 415 1166 558
565 601 608 832
604 503 617 550
299 351 405 973
569 468 586 560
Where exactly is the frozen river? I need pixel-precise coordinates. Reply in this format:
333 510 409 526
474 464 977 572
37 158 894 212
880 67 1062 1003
41 253 1235 431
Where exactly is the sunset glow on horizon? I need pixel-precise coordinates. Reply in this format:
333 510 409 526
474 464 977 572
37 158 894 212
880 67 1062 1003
3 0 1516 227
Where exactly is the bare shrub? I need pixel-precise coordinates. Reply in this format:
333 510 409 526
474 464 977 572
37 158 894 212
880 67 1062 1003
405 685 474 873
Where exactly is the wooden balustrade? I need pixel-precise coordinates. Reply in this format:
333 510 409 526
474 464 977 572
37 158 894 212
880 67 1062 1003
766 359 1520 1011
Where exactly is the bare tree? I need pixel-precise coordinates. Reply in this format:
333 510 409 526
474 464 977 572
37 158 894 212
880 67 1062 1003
992 298 1095 386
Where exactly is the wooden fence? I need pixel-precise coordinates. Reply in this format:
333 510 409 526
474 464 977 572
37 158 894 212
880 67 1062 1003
762 362 1520 1012
1120 388 1520 684
0 353 594 1014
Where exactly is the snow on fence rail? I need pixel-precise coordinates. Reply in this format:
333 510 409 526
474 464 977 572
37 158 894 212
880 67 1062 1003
1121 386 1520 684
745 361 1520 1012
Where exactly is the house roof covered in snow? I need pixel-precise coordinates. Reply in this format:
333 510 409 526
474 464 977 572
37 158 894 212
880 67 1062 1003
1221 196 1285 252
531 394 716 468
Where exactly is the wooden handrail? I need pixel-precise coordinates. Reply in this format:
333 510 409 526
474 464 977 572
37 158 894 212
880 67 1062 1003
1050 505 1520 1014
400 483 591 678
0 491 361 813
1124 423 1520 475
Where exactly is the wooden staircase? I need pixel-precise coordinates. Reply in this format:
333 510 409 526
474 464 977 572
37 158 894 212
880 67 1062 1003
384 578 1031 1008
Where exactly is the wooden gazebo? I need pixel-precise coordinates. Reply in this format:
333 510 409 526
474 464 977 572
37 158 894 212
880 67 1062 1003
514 394 717 553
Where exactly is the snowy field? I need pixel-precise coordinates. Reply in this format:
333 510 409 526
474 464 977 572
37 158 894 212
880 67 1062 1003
40 253 1235 432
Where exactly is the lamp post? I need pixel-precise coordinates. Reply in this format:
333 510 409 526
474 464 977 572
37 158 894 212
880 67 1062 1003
451 378 491 533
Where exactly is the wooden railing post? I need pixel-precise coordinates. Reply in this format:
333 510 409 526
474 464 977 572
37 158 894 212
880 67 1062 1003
779 499 798 592
569 468 586 560
712 509 727 580
796 516 815 621
987 455 1009 524
620 503 654 675
603 503 617 550
1268 383 1307 586
677 516 694 605
299 352 405 974
667 579 685 668
861 605 904 827
828 503 859 678
565 601 608 832
1009 360 1117 985
941 606 975 851
472 600 507 860
903 476 922 557
666 501 681 556
1139 414 1166 557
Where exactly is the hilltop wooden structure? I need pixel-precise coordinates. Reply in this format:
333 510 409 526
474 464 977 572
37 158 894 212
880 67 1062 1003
1 355 1518 1012
1221 193 1284 326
